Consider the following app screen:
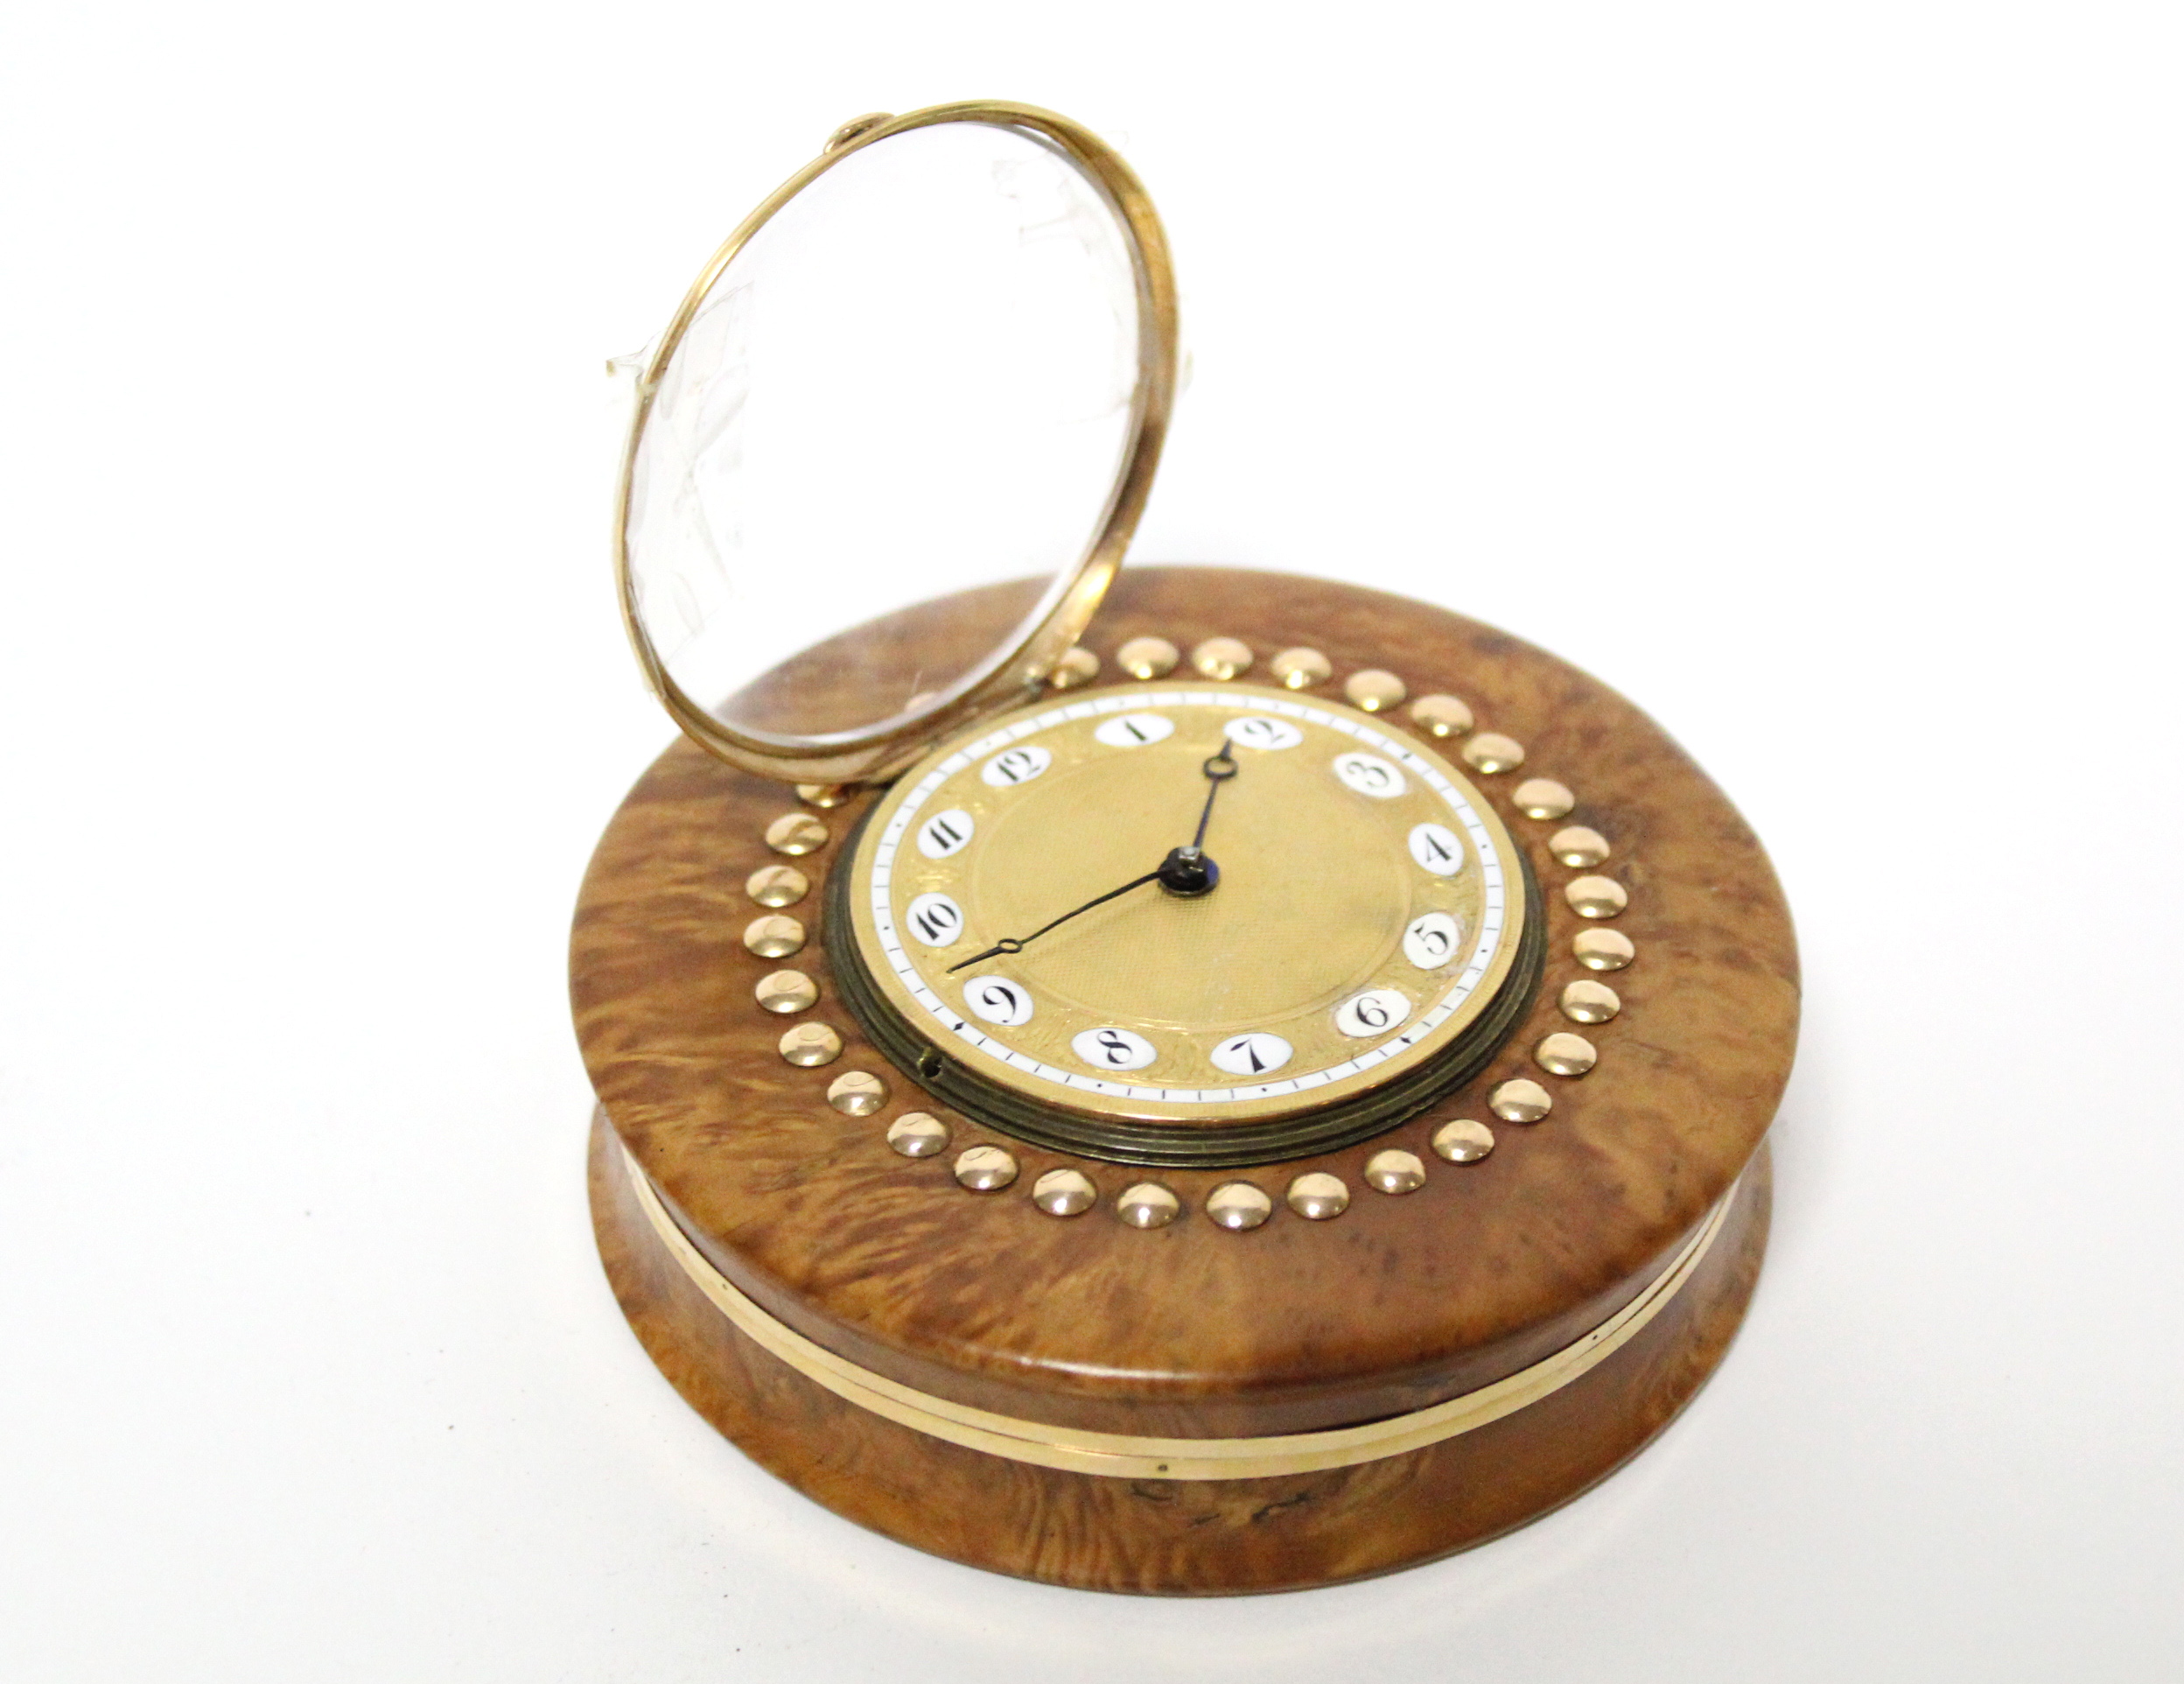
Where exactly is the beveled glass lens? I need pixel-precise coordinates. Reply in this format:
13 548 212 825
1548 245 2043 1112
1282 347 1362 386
623 121 1143 746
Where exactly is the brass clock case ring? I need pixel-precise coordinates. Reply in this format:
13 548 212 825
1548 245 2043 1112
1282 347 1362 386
823 680 1546 1168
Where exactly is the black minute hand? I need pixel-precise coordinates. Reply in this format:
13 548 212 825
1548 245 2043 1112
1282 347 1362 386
1152 747 1240 898
1189 748 1239 851
945 867 1166 973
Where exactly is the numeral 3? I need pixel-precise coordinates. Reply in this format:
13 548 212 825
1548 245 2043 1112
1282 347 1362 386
1333 752 1407 798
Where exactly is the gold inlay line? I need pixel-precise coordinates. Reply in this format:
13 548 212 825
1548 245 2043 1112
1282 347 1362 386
620 1145 1738 1481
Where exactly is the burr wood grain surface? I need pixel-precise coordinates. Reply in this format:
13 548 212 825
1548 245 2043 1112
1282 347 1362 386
570 569 1799 1456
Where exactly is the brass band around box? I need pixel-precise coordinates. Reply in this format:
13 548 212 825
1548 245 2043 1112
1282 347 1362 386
573 103 1797 1596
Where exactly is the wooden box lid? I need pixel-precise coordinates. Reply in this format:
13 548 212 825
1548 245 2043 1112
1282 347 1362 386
571 568 1798 1451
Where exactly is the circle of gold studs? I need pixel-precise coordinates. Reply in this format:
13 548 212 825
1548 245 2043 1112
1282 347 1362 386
738 641 1638 1230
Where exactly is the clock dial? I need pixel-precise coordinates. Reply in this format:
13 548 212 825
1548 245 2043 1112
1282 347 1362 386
831 681 1542 1163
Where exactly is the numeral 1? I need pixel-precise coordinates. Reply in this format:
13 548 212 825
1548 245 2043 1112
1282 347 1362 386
1094 712 1175 747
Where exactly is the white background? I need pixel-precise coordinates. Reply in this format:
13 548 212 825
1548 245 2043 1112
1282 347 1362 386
3 4 2180 1679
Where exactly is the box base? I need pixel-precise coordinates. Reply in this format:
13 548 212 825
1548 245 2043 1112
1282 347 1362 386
588 1108 1771 1596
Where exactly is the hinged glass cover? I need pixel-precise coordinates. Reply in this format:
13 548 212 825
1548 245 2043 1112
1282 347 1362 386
616 103 1179 784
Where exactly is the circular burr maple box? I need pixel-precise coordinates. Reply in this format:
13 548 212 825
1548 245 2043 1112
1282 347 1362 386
573 566 1797 1595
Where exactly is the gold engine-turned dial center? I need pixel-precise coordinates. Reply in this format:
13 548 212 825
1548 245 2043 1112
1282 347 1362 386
968 747 1406 1027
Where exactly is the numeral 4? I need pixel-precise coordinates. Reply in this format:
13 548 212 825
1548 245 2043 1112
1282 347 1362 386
1408 822 1463 875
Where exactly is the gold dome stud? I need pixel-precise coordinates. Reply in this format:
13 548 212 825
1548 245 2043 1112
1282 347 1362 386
1535 1032 1599 1077
1513 778 1575 820
886 1112 949 1157
1462 733 1525 775
1431 1119 1496 1162
1550 825 1611 868
1573 928 1636 971
1286 1173 1350 1219
827 1070 888 1116
794 783 850 808
1559 979 1622 1023
1032 1168 1097 1217
1268 647 1332 689
1364 1149 1426 1195
1565 875 1628 919
746 864 809 908
1048 646 1101 690
1116 636 1180 679
754 970 818 1014
765 812 829 856
1206 1181 1273 1231
1343 670 1406 712
1189 637 1254 680
742 914 805 959
1116 1182 1181 1229
1489 1078 1553 1124
1408 694 1474 738
953 1145 1018 1191
778 1022 842 1067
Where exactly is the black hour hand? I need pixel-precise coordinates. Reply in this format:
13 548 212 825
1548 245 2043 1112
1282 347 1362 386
945 867 1166 973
